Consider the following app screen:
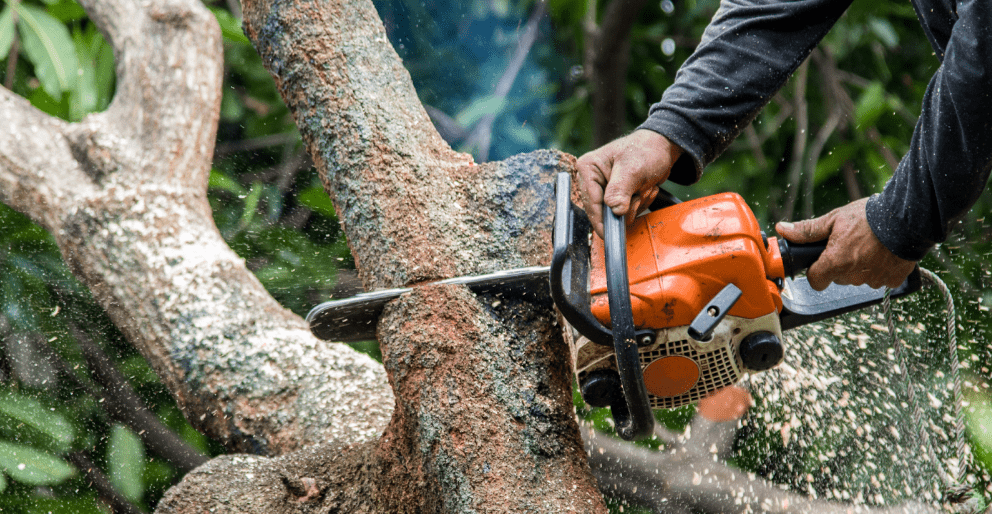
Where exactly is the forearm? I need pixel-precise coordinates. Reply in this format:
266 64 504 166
639 0 853 184
866 0 992 260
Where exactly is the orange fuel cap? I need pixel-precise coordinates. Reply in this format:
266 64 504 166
642 356 699 398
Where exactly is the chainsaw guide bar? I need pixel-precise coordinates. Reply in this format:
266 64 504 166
306 266 549 342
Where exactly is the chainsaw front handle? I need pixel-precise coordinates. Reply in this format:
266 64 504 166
550 172 655 441
602 208 656 441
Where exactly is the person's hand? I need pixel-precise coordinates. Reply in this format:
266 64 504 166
575 129 683 238
775 197 916 291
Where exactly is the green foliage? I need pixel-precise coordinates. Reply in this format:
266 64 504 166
374 0 563 161
0 391 74 452
0 440 74 486
108 424 145 502
0 7 14 60
12 3 78 98
853 81 886 130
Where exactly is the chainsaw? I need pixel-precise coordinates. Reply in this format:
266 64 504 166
307 172 921 441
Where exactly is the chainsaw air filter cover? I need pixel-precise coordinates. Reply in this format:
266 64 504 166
576 193 788 409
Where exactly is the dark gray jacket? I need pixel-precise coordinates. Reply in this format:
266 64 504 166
639 0 992 261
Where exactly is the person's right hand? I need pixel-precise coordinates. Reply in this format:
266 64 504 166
575 129 684 238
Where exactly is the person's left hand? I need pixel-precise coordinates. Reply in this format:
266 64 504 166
775 197 916 291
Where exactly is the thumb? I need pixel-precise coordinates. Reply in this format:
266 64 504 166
775 216 831 244
602 166 639 217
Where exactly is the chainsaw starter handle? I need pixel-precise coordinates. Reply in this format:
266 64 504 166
778 238 827 278
602 208 656 441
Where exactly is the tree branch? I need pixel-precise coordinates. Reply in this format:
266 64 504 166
1 0 395 457
584 0 650 145
74 0 222 187
31 326 206 476
242 0 482 291
0 88 94 232
462 0 546 161
2 2 18 91
68 324 209 474
214 133 299 157
842 161 864 201
781 61 809 221
66 451 149 514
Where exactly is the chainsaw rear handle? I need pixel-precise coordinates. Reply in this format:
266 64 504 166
550 172 655 441
778 238 827 278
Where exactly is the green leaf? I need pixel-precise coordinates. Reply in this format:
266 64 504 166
0 392 74 452
455 94 507 128
108 424 144 503
297 186 336 218
239 182 263 229
220 88 245 121
500 115 539 148
0 441 74 486
25 79 66 117
208 169 248 196
0 7 14 62
69 28 98 121
93 39 115 108
209 6 250 45
863 149 892 192
853 81 886 129
46 0 88 22
5 493 110 514
813 143 858 186
67 24 114 118
868 17 898 48
14 3 79 98
0 471 6 492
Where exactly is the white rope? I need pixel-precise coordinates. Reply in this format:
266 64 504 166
884 267 978 511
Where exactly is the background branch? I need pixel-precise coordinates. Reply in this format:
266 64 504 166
67 324 209 473
584 0 650 145
66 451 149 514
462 0 546 161
781 61 810 221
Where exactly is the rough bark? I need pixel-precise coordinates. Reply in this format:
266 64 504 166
369 284 601 512
0 0 392 457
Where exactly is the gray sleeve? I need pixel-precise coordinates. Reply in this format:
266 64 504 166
865 0 992 261
638 0 853 185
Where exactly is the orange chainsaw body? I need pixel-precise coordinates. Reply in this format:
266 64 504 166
588 192 786 330
577 192 792 410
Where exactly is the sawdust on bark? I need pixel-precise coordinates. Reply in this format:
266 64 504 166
371 283 606 513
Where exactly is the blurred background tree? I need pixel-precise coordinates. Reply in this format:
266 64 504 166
0 0 989 511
